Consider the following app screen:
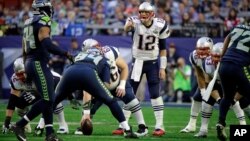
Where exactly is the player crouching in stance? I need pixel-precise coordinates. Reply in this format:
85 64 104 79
53 43 138 138
193 42 246 138
74 38 148 137
180 37 214 133
2 58 69 136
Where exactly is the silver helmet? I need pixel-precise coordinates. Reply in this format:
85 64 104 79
196 37 213 59
13 58 24 73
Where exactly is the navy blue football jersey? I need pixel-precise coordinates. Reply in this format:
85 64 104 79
222 24 250 66
74 51 110 83
23 15 52 61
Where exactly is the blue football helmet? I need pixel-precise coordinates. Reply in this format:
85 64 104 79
32 0 54 17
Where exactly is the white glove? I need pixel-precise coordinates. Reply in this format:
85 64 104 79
23 92 36 103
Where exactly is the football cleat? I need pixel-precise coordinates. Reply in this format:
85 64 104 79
57 127 69 134
112 128 124 135
34 125 44 136
152 129 165 136
45 133 63 141
74 127 83 135
180 125 196 133
194 131 207 138
135 124 148 137
216 123 227 141
124 126 138 138
11 124 26 141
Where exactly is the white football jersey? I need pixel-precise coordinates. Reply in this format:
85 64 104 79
203 56 220 80
10 74 36 92
102 46 121 90
189 50 204 69
130 16 170 60
10 70 61 92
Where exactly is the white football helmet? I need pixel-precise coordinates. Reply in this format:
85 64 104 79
82 38 100 52
13 57 26 80
138 2 155 25
196 37 213 59
13 58 24 73
211 42 223 64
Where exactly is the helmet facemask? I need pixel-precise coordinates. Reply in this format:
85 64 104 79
138 2 154 26
139 11 154 25
196 46 210 59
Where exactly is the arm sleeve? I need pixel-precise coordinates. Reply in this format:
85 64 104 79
41 37 68 56
159 39 166 50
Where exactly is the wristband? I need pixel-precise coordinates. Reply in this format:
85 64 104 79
83 110 90 115
118 80 126 89
160 56 167 69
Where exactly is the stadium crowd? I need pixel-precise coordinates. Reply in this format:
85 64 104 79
0 0 250 37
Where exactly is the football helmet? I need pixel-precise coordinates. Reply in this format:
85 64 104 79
196 37 213 59
13 58 25 81
32 0 54 18
211 42 223 64
82 38 100 52
138 2 155 25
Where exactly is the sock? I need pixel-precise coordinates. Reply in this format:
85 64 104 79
151 97 164 130
120 121 130 131
37 117 45 128
231 101 246 125
54 103 68 128
243 105 250 119
17 99 44 127
42 101 54 136
126 98 145 125
119 106 132 128
200 102 213 132
188 100 201 127
219 98 232 126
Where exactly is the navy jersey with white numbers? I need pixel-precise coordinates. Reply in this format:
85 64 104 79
23 15 52 62
222 24 250 66
74 51 110 83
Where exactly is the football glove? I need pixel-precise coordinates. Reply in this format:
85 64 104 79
70 99 81 110
23 92 36 103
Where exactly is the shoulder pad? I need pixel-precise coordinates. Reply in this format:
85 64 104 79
157 18 170 39
103 46 120 60
189 50 199 66
38 16 51 26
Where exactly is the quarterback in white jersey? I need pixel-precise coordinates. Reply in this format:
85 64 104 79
2 58 68 135
124 2 169 136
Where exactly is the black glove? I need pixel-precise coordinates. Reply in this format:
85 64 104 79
66 52 74 64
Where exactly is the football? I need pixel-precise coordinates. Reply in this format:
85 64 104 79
81 118 93 135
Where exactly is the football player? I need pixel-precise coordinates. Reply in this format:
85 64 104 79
180 37 214 133
74 39 148 137
124 1 170 136
217 24 250 141
2 58 69 135
11 0 73 141
193 42 246 138
53 46 138 138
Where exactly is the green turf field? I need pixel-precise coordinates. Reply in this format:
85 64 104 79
0 101 248 141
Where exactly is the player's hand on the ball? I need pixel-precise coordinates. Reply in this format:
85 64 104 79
70 99 81 110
